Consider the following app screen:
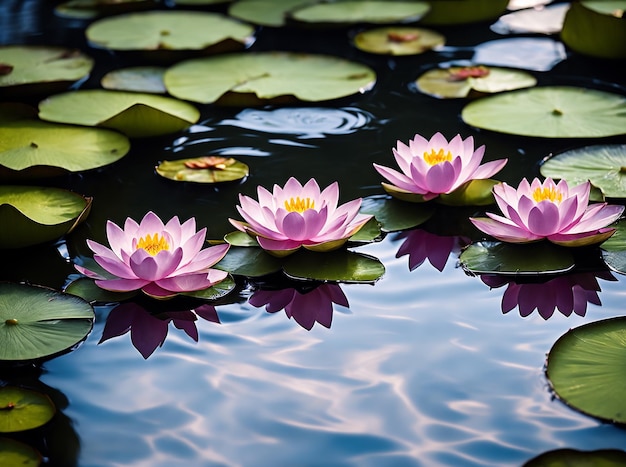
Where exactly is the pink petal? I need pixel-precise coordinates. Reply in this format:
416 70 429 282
373 164 421 193
95 277 150 292
470 216 542 243
154 270 228 293
527 203 560 236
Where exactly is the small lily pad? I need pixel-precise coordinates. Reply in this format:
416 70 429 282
156 156 249 183
415 64 537 99
353 26 444 56
0 282 94 361
0 386 55 432
461 86 626 138
460 241 575 276
419 0 509 25
55 0 158 20
540 144 626 199
164 51 376 105
228 0 312 27
283 249 385 283
101 66 167 93
546 316 626 424
438 179 500 206
289 1 430 26
38 89 200 138
359 195 435 232
0 437 42 465
523 448 626 467
0 186 92 249
0 45 93 98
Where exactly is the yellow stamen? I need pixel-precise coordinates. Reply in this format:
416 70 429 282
284 197 315 213
533 187 563 204
423 148 453 166
136 233 169 255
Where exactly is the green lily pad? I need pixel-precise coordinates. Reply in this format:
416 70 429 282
561 1 626 60
0 282 94 361
353 26 444 56
63 276 138 304
86 10 255 60
415 64 537 99
182 274 237 300
459 241 576 276
215 245 283 277
523 448 626 467
437 179 500 206
101 66 167 93
359 195 435 232
545 316 626 424
228 0 312 27
289 1 430 26
540 144 626 199
600 219 626 274
38 89 200 138
419 0 509 25
0 436 42 465
348 217 382 243
0 45 93 98
156 156 249 183
0 386 55 432
283 249 385 283
0 112 131 181
461 86 626 138
163 51 376 105
0 186 92 249
55 0 158 20
223 230 260 247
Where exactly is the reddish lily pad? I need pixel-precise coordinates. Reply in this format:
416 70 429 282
289 1 430 26
0 386 55 432
101 66 167 93
156 156 249 183
164 51 376 105
353 26 445 56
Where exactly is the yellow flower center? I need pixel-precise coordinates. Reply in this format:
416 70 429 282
532 187 563 204
423 148 453 166
136 233 169 255
284 197 315 213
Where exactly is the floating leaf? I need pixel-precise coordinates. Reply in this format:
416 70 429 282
359 195 435 232
164 51 376 105
546 316 626 424
0 386 55 432
415 64 536 99
0 282 94 361
283 249 385 283
600 219 626 273
0 186 92 249
228 0 311 27
0 436 42 465
290 1 430 26
63 277 138 304
561 1 626 60
353 26 444 56
523 448 626 467
38 89 200 138
348 217 382 243
0 45 93 98
156 156 249 183
101 66 167 93
55 0 158 20
540 144 626 198
419 0 509 25
438 179 499 206
86 10 255 60
460 241 575 276
215 246 283 277
461 86 626 138
182 275 237 300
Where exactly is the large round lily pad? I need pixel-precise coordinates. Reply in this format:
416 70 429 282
0 437 42 465
540 144 626 199
38 89 200 138
0 185 92 249
289 1 430 26
461 86 626 138
353 26 444 56
0 386 55 432
164 51 376 105
156 156 249 183
283 249 385 283
546 316 626 424
419 0 509 25
0 282 94 361
86 10 255 61
0 45 93 98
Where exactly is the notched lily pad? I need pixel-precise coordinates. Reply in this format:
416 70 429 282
460 241 576 276
164 51 376 106
353 26 444 56
0 386 55 432
101 66 167 93
156 156 249 183
0 282 94 361
289 1 430 26
359 195 435 232
0 45 93 98
415 64 537 99
461 86 626 138
540 144 626 199
0 186 92 249
38 89 200 138
283 249 385 283
546 316 626 424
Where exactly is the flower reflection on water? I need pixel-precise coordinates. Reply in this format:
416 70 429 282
393 228 470 272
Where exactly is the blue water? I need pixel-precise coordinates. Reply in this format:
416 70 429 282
2 1 626 466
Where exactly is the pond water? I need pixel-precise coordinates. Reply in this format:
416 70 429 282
2 1 626 466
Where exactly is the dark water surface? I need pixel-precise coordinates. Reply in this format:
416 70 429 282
2 1 626 466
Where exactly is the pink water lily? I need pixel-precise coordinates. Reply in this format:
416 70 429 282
373 132 507 202
75 211 230 298
229 177 373 256
470 177 624 247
